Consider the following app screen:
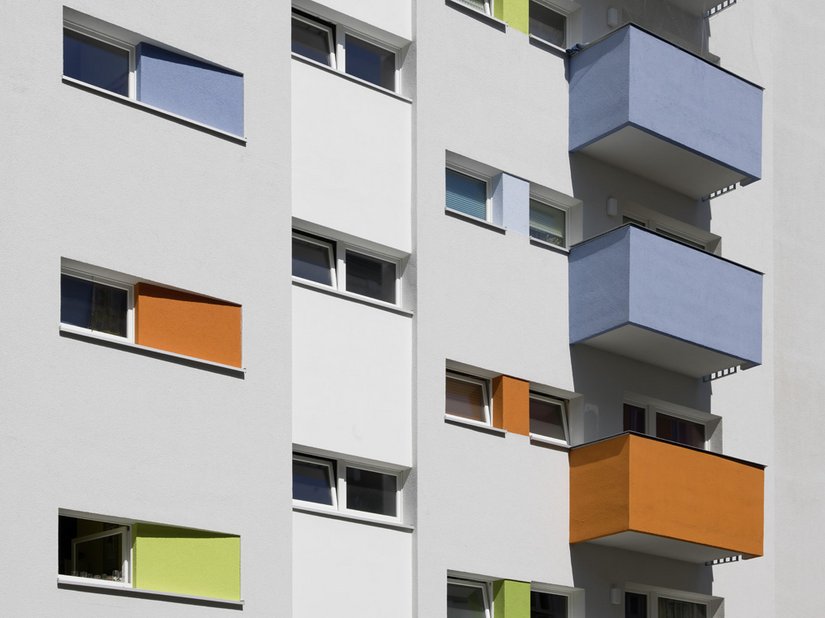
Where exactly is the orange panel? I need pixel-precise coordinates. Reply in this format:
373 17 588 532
569 434 764 558
135 283 242 367
492 376 530 435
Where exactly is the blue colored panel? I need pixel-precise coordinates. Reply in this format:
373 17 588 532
495 173 530 235
136 43 244 136
64 29 129 96
446 169 487 220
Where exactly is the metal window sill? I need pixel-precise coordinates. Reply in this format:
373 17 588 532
291 278 414 317
444 208 507 234
445 415 506 436
291 54 413 103
293 504 414 532
445 0 508 31
57 577 243 609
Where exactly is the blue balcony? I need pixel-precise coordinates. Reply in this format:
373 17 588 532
569 24 762 199
569 225 762 377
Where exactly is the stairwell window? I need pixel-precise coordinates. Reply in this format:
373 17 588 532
448 578 492 618
446 168 490 221
530 198 567 247
530 1 567 48
291 12 335 67
345 34 396 91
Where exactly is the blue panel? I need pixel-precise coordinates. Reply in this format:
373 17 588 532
569 25 762 186
568 226 631 343
64 29 129 96
446 169 487 219
494 173 530 234
136 43 244 136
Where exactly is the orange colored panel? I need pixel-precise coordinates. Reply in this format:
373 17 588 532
135 283 242 367
569 434 631 542
492 376 530 435
628 434 764 557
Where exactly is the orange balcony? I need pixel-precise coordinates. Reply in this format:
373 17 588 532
569 433 764 563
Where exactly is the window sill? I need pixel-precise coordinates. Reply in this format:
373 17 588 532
529 34 569 58
293 504 414 532
57 577 243 609
62 76 247 144
291 54 413 104
445 208 507 234
530 237 569 255
445 415 506 436
529 433 570 450
445 0 508 32
59 326 246 378
291 278 414 317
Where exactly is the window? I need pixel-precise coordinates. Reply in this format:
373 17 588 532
530 1 567 47
58 513 241 601
448 579 491 618
61 261 243 367
63 13 244 136
63 26 133 97
291 10 400 92
620 205 720 254
532 589 569 618
454 0 493 16
292 453 402 521
446 168 489 221
623 402 708 449
446 371 491 425
530 198 567 247
291 231 400 305
529 393 569 444
625 591 709 618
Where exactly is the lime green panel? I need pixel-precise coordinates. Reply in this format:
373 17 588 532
132 524 240 601
493 579 531 618
494 0 530 34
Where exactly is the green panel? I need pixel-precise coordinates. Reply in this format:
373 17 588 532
132 524 240 601
493 579 531 618
494 0 530 34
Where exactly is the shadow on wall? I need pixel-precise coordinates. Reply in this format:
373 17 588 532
570 543 715 617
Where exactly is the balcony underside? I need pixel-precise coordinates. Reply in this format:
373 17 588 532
584 530 754 564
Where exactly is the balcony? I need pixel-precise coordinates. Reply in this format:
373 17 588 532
568 225 762 377
570 433 764 563
568 24 762 199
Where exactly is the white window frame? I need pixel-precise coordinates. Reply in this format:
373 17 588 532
445 165 493 223
63 20 137 98
445 370 492 427
528 392 569 446
292 453 338 511
339 28 400 92
60 266 135 344
447 578 492 618
529 0 569 49
292 12 337 69
624 584 721 618
623 397 717 451
59 513 132 589
529 196 569 248
292 230 402 306
292 453 403 523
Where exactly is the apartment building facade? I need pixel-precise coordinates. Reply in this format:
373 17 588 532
1 0 823 616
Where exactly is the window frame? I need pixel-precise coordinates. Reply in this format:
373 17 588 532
292 453 403 523
624 586 717 618
292 231 338 289
445 370 492 427
447 577 492 618
445 165 492 223
528 391 569 446
60 267 135 344
623 398 713 450
339 28 399 92
529 0 569 49
291 12 337 69
620 204 721 254
59 514 132 589
529 196 569 249
63 20 137 98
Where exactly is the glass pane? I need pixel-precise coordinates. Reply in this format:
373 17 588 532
345 35 395 90
446 169 487 220
346 467 397 516
530 200 566 247
61 275 127 337
293 236 334 285
293 458 335 505
73 533 123 581
292 17 333 66
454 0 488 13
446 376 487 423
531 591 568 618
623 403 646 433
530 2 566 47
448 583 488 618
658 597 707 618
345 251 396 303
625 592 648 618
656 228 707 251
656 413 705 448
63 29 129 96
530 397 566 441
